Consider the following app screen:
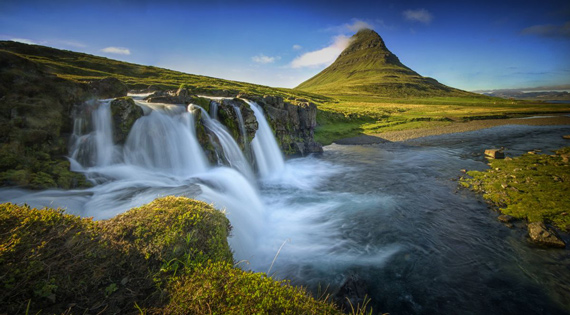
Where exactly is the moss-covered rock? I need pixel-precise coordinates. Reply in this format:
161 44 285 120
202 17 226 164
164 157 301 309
157 261 341 315
461 147 570 233
110 97 144 144
1 196 344 314
102 196 233 273
0 203 154 314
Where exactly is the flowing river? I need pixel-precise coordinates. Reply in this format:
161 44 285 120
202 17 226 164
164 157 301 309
0 97 569 314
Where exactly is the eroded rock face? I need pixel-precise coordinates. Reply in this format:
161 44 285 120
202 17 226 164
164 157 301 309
88 77 128 99
110 98 144 144
528 222 566 248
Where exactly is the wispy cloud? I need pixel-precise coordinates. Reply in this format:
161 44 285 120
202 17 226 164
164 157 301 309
521 21 570 38
10 38 37 45
101 46 131 55
403 9 433 24
326 19 374 33
252 54 279 64
57 40 86 48
292 44 302 50
290 35 352 68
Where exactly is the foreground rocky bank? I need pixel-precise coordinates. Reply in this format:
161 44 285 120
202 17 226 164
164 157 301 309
0 196 342 314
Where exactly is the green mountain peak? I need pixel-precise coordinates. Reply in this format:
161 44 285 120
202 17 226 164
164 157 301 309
296 29 471 97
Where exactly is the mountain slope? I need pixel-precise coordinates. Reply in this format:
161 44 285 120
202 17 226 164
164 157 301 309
296 29 472 98
0 40 329 102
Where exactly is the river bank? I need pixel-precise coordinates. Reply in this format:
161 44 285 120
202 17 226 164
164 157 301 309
334 114 570 144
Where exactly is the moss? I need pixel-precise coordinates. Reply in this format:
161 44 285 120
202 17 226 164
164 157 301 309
157 261 341 315
461 147 570 231
1 197 344 314
0 203 154 314
102 196 233 275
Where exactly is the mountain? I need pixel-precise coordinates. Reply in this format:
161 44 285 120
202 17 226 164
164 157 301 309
296 29 472 97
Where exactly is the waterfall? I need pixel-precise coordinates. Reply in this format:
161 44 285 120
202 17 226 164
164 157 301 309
210 101 219 120
69 100 120 168
243 100 285 179
196 106 255 182
124 109 208 177
231 105 251 161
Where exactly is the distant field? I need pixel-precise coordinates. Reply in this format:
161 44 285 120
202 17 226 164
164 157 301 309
315 96 570 144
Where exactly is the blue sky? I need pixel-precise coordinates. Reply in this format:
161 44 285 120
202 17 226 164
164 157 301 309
1 0 569 91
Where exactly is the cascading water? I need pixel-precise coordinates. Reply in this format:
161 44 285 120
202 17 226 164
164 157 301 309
195 105 255 182
243 100 285 179
69 100 120 168
231 104 251 161
123 110 209 177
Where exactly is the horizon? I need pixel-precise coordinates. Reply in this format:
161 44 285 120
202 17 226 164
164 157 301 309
1 0 569 91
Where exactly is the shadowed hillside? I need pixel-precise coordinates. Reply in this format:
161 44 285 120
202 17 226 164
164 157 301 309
296 29 475 98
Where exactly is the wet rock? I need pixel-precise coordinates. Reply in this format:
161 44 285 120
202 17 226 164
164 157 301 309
527 222 566 248
88 77 128 99
110 98 144 144
145 89 193 104
485 149 505 159
334 275 368 312
498 214 515 223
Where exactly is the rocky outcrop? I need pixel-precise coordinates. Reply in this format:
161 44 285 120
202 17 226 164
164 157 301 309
216 98 258 152
0 50 130 189
145 88 194 104
88 77 128 99
528 222 566 248
110 98 144 144
238 94 323 155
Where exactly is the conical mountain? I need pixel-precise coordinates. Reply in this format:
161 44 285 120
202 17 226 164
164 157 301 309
296 29 470 97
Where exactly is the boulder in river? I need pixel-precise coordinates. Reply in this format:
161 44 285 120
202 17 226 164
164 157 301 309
485 149 505 159
527 222 566 248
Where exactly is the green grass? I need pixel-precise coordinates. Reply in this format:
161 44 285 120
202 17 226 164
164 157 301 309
314 97 570 144
461 148 570 231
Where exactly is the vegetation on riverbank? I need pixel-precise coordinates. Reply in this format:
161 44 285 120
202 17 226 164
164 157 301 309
460 147 570 231
0 196 345 314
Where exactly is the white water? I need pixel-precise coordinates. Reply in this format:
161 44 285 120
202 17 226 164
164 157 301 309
196 106 255 182
244 100 285 179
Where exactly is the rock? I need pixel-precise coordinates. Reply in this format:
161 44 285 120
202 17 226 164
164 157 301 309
88 77 128 99
562 135 570 140
497 214 515 223
485 149 505 159
110 98 144 144
334 275 368 312
527 222 566 248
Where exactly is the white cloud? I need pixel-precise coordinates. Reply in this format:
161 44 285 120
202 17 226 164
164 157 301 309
252 54 279 64
292 44 302 50
101 46 131 55
345 19 373 32
10 38 37 45
290 35 352 68
403 9 433 24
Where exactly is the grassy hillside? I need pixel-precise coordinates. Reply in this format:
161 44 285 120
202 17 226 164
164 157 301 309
296 29 473 98
0 41 330 104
